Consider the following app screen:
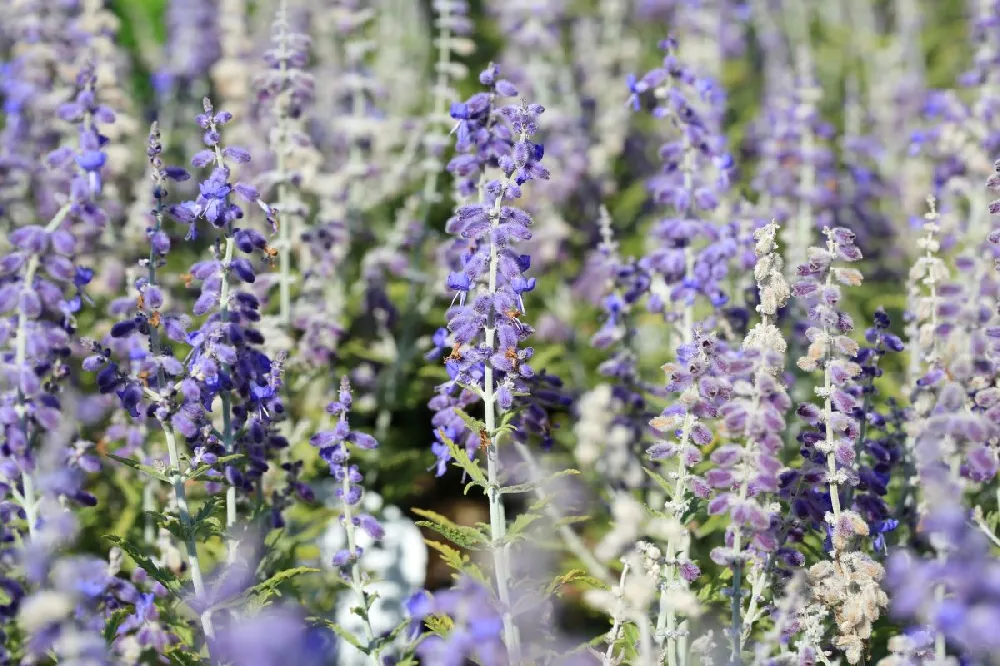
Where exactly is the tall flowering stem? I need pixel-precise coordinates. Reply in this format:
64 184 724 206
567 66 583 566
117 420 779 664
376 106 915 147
146 123 214 639
4 62 110 541
792 226 889 663
311 377 383 662
793 227 864 525
713 221 790 660
646 332 729 664
438 64 549 662
11 203 71 540
180 98 278 561
255 0 313 330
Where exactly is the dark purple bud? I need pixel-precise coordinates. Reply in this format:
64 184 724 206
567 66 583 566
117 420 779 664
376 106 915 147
229 257 256 283
110 320 137 338
164 166 190 181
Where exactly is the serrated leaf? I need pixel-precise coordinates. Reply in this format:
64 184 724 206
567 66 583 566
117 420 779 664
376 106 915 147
245 566 320 607
104 607 132 643
642 467 674 498
103 535 180 593
193 496 223 524
545 569 608 596
553 515 590 529
453 408 486 433
507 512 544 540
106 453 171 482
502 468 580 494
165 648 207 666
424 540 489 585
413 508 488 550
185 454 244 482
440 433 488 489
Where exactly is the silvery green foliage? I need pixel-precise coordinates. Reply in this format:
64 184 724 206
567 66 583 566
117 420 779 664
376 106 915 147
321 492 427 666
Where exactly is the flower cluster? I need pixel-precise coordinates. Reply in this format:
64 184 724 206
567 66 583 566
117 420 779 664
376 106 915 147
430 64 549 472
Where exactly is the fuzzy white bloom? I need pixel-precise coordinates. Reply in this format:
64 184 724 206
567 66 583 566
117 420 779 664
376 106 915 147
18 590 73 634
574 384 643 488
595 492 646 562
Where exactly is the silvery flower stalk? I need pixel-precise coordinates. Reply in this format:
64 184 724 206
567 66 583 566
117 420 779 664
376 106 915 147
210 0 250 126
311 377 382 662
254 0 315 331
792 226 890 664
573 0 637 194
713 221 790 660
646 335 720 666
792 227 865 529
373 0 430 123
438 65 551 661
421 0 472 208
791 52 820 275
628 38 736 343
148 122 215 639
339 1 377 215
3 62 112 541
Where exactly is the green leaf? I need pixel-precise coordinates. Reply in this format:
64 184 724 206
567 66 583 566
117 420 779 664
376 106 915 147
453 408 486 433
413 508 489 550
165 648 207 666
424 540 489 585
104 607 132 643
370 617 414 654
245 566 320 608
439 431 488 490
193 496 224 524
507 511 544 540
642 467 674 498
311 618 368 653
103 535 180 593
545 569 608 596
502 468 580 495
106 453 171 482
185 454 244 482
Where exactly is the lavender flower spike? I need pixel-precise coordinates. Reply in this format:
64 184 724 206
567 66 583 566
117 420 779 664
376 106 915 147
435 63 549 661
4 62 112 540
716 220 791 660
312 376 382 661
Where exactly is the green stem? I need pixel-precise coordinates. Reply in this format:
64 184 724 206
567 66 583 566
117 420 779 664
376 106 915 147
162 422 215 639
